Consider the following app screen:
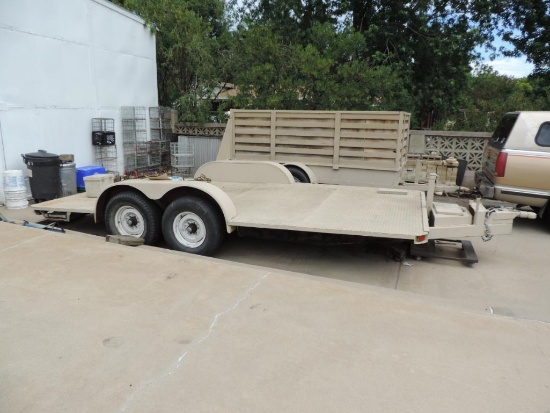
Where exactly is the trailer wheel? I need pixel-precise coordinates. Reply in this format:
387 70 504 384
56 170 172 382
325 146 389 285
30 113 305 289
105 192 162 245
285 165 310 183
162 197 225 256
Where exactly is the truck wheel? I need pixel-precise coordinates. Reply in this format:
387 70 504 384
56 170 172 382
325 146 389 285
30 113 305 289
162 197 225 256
285 166 310 183
105 192 162 245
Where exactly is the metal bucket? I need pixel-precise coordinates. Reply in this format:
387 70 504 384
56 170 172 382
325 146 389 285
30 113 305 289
60 162 77 197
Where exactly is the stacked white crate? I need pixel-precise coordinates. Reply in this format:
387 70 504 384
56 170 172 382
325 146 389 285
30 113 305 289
171 136 194 176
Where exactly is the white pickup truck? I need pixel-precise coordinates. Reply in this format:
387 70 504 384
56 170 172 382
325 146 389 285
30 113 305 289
32 158 535 264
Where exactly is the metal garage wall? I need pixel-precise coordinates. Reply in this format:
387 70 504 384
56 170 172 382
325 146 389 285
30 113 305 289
0 0 158 203
177 135 222 175
174 123 225 175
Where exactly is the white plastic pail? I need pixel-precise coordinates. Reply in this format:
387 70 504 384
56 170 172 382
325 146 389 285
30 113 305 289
3 170 29 209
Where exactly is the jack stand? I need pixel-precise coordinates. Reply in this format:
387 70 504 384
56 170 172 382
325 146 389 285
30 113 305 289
410 239 478 267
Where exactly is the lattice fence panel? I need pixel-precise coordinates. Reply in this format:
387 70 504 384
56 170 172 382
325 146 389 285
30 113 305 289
174 123 226 137
418 132 491 171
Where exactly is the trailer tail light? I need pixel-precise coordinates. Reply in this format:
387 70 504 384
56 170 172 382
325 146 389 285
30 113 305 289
495 152 508 177
416 235 426 243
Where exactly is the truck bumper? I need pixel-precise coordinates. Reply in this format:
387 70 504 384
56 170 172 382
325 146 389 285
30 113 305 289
475 171 549 207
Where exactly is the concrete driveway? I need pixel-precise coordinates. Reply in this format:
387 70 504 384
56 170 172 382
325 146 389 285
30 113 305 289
4 201 548 323
1 222 550 412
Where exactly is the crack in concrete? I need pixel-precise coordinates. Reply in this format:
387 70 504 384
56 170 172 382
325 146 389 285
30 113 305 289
0 234 49 254
118 272 270 412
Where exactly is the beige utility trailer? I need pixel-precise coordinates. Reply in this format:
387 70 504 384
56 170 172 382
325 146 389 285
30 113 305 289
32 161 535 265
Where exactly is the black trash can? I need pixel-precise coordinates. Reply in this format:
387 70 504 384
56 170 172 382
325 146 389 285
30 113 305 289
22 150 62 201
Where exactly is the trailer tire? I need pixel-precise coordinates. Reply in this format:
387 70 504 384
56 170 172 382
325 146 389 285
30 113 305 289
162 197 225 256
105 192 162 245
285 165 310 183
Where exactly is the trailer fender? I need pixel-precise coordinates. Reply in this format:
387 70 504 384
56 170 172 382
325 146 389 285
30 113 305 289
282 162 318 184
195 160 294 184
95 180 238 233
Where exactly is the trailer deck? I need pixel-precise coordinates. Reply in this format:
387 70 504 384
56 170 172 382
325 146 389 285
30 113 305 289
218 183 428 239
33 183 429 241
32 192 95 213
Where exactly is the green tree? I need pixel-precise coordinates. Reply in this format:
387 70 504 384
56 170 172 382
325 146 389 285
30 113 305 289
234 0 498 127
493 0 550 75
229 23 414 112
439 65 547 131
335 0 496 127
113 0 549 128
113 0 229 121
241 0 339 41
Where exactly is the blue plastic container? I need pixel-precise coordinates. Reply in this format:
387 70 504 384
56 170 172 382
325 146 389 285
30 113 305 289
76 166 106 189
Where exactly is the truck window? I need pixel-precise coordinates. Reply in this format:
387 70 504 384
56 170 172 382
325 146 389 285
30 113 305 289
535 122 550 147
490 113 519 150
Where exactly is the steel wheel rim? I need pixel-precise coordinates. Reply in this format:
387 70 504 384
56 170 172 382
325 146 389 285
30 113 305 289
173 212 206 248
115 206 145 237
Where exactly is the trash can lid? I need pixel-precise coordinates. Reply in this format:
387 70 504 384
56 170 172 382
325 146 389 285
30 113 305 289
23 149 60 159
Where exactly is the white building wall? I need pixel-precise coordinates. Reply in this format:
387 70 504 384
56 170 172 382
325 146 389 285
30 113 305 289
0 0 158 203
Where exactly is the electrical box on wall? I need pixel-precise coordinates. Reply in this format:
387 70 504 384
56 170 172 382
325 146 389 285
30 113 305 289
91 118 116 146
91 131 116 146
103 131 116 145
91 117 118 172
92 131 104 146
